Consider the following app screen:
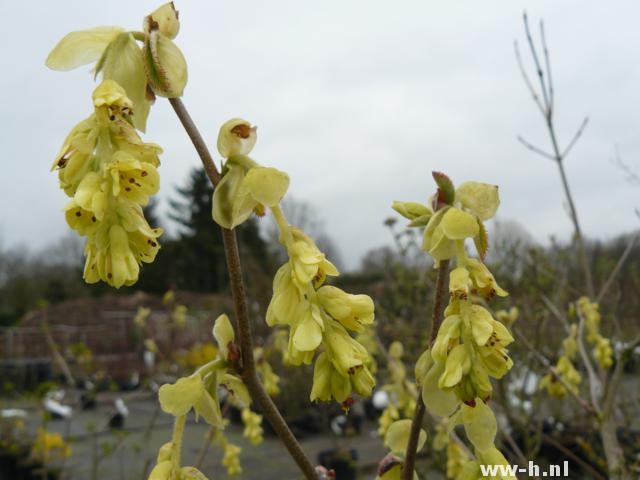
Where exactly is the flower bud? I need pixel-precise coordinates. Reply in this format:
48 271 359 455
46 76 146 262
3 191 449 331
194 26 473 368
143 28 187 98
213 314 235 360
146 2 180 39
217 119 257 158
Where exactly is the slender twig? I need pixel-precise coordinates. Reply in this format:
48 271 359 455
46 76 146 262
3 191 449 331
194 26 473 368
42 309 75 387
168 97 318 479
597 231 639 302
517 13 595 298
514 40 545 116
540 20 554 112
514 327 596 415
402 259 450 480
540 294 570 332
523 13 551 113
516 136 555 161
539 432 607 480
561 116 589 158
602 334 640 419
576 313 602 412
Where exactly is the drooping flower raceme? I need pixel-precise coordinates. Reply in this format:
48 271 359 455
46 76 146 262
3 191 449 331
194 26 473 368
395 172 516 479
47 3 189 288
211 119 377 406
52 80 163 288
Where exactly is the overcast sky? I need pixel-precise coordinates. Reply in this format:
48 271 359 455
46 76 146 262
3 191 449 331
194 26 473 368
1 1 638 271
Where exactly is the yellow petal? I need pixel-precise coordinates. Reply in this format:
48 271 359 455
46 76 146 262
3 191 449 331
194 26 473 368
158 375 204 416
100 33 151 131
46 27 123 71
455 181 500 221
243 167 289 207
292 313 323 352
212 166 246 229
213 314 235 359
422 362 459 417
144 31 188 98
462 399 497 452
440 208 479 240
385 419 427 457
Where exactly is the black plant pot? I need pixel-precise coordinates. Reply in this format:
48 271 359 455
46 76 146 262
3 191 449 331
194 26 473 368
317 448 358 480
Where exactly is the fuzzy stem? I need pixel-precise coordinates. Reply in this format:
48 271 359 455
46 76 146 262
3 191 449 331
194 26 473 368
171 415 186 466
168 97 318 479
402 259 450 480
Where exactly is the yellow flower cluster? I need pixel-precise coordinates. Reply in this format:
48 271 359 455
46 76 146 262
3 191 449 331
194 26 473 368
255 347 281 396
241 408 264 445
576 296 613 369
396 173 515 478
540 324 582 398
211 118 377 405
31 428 72 464
222 443 243 476
52 81 163 288
47 3 189 288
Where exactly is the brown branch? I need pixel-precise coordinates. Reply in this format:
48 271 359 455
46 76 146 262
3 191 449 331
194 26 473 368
168 97 318 479
402 259 450 480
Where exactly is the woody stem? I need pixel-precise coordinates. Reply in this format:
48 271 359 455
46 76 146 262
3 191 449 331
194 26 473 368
169 97 319 479
402 259 450 480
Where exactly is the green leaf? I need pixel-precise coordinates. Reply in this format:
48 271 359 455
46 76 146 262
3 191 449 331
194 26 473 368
432 171 455 205
473 219 488 260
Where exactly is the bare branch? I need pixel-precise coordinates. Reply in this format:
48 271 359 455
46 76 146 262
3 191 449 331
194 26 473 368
561 116 589 158
515 327 596 415
523 12 551 113
576 313 603 413
597 230 640 302
517 135 555 160
514 40 546 116
540 20 554 112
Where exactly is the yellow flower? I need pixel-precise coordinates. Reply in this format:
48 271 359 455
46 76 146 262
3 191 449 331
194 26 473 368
134 306 151 327
53 81 163 288
212 120 289 229
288 228 338 288
422 207 478 261
158 374 223 427
317 285 375 332
465 258 508 299
222 443 242 476
241 408 264 445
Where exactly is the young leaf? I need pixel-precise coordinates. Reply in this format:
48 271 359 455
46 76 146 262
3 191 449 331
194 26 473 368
432 171 455 206
473 219 488 260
